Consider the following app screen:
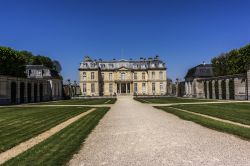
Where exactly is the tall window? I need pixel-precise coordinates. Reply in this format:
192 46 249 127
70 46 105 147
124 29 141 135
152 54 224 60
134 73 137 80
152 83 156 92
152 72 155 79
109 73 113 80
91 83 95 93
121 73 125 80
134 83 138 92
91 72 95 80
159 71 163 80
82 83 86 93
109 83 113 93
142 83 146 92
142 72 145 80
101 73 104 80
83 72 86 81
160 82 164 91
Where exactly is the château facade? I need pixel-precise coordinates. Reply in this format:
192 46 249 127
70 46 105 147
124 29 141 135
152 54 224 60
79 56 167 96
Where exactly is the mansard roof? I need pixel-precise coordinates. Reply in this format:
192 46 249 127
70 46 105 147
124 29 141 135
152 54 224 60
185 63 214 79
79 56 166 70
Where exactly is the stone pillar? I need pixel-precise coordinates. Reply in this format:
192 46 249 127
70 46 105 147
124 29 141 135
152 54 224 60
218 80 222 99
119 83 121 94
16 79 20 104
206 81 210 99
247 68 250 100
24 80 28 103
212 80 216 99
185 82 188 96
189 82 192 97
234 78 238 100
225 79 230 100
126 83 127 94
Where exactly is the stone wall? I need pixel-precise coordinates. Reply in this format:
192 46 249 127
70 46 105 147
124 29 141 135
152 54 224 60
0 75 63 105
182 66 250 100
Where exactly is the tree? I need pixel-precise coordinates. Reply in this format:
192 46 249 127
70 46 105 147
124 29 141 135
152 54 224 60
0 46 26 77
53 60 62 73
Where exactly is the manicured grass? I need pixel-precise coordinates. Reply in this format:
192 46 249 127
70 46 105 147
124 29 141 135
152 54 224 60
0 106 90 152
156 106 250 140
3 107 109 166
172 103 250 125
37 98 117 105
134 97 215 104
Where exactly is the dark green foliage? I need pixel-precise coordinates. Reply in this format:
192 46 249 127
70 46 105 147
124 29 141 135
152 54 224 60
3 107 109 166
215 81 219 99
221 80 226 99
0 47 26 77
208 81 212 99
156 106 250 140
211 44 250 76
0 46 62 77
229 79 235 100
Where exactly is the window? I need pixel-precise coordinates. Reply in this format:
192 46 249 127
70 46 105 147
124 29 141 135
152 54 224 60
142 83 146 92
160 82 164 91
152 72 155 79
109 83 113 93
109 73 113 80
91 83 95 93
82 83 86 93
134 83 138 92
121 73 125 80
108 64 113 68
159 71 163 80
91 72 95 80
83 72 86 81
134 73 137 80
101 73 104 80
142 72 145 80
152 83 156 92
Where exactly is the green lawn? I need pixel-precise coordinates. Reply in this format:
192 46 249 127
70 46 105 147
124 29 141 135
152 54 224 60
37 98 117 105
171 103 250 125
3 107 109 166
134 97 216 104
156 106 250 140
0 106 91 152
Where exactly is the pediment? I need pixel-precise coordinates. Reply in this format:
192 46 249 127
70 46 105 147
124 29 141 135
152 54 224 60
118 67 129 71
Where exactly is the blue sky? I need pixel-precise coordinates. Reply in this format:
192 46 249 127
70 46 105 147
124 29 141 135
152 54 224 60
1 0 250 82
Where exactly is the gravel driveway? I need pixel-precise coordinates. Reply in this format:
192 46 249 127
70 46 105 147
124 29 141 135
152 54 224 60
69 96 250 166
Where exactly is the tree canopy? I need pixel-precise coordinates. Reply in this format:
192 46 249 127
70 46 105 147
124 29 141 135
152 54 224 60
211 44 250 76
0 46 62 77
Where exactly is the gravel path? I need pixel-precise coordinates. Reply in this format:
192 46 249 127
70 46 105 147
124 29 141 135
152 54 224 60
69 96 250 166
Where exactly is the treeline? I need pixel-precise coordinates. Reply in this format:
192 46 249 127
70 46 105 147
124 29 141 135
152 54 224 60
0 46 61 77
211 44 250 76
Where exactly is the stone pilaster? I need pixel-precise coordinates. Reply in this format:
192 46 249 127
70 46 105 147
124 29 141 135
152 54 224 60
234 78 238 100
225 79 230 100
218 80 222 99
212 80 216 99
206 81 210 99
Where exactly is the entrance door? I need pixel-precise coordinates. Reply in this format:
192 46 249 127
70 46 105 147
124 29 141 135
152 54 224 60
121 83 126 93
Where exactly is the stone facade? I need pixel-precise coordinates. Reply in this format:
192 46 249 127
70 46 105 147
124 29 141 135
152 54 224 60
181 63 250 100
0 65 63 105
79 56 167 96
